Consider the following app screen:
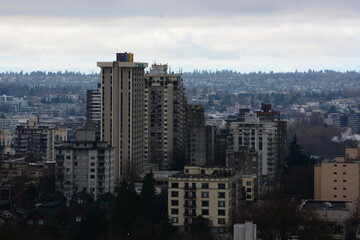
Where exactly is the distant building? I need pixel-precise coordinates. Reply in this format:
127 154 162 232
86 89 101 131
185 105 206 166
228 111 277 177
144 64 186 170
14 125 67 162
55 129 114 200
168 166 243 235
314 144 360 202
0 130 12 155
98 53 148 182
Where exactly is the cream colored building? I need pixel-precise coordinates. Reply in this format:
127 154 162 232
0 130 12 155
168 166 243 234
98 54 148 183
314 144 360 202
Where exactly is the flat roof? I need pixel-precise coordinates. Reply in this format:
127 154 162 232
97 62 148 68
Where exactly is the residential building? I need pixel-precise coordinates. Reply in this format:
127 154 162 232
185 104 206 166
0 130 12 155
97 53 148 183
256 103 287 172
55 129 114 200
86 89 101 131
168 166 243 235
144 64 186 170
314 144 360 202
228 111 277 177
14 125 67 162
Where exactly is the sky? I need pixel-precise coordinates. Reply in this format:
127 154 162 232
1 0 360 73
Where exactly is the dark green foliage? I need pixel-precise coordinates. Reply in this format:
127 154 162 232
112 181 141 237
76 210 108 240
189 215 213 239
286 135 311 167
141 172 159 223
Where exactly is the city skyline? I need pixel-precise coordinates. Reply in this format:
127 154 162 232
1 0 360 73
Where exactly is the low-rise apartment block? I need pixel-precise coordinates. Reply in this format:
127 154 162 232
168 166 243 235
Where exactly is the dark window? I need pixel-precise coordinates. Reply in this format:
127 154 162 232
201 192 209 198
218 192 225 198
171 200 178 206
202 209 209 215
202 201 209 207
171 209 179 215
202 183 209 189
218 183 225 189
171 182 179 188
218 210 225 216
171 191 179 197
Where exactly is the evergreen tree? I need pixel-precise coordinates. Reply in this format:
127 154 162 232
112 181 140 237
141 172 159 223
286 135 310 167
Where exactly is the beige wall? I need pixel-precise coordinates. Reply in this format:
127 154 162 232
314 160 360 201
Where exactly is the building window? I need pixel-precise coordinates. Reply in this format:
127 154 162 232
343 195 347 198
171 217 178 223
171 191 179 197
171 209 179 215
202 183 209 189
171 182 179 188
218 210 225 216
201 192 209 198
171 200 178 206
343 172 346 175
343 180 347 182
333 180 337 182
246 188 252 192
218 192 225 198
218 201 225 207
246 194 252 199
246 181 252 186
218 183 225 189
334 187 337 190
333 172 337 175
202 209 209 215
202 201 209 207
343 187 347 190
218 218 225 224
334 195 337 198
90 175 95 179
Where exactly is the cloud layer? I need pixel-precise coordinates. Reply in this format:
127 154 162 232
1 0 360 72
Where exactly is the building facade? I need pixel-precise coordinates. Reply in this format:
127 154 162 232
314 144 360 202
98 53 148 182
228 112 277 177
55 129 114 200
168 166 243 234
144 64 186 170
185 104 206 166
86 89 101 131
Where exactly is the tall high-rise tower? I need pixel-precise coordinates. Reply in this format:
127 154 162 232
144 64 186 170
97 53 148 183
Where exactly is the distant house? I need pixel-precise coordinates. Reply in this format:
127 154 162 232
24 208 49 226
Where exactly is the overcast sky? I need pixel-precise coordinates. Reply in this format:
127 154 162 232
1 0 360 73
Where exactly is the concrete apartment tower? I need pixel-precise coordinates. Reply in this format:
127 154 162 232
97 53 148 183
144 64 186 170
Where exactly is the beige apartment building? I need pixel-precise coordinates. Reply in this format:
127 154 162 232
314 144 360 202
168 166 243 234
98 53 148 183
144 64 185 170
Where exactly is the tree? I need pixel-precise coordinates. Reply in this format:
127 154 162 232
111 181 140 237
76 210 108 240
237 199 326 240
286 135 310 167
141 172 159 223
189 215 213 239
